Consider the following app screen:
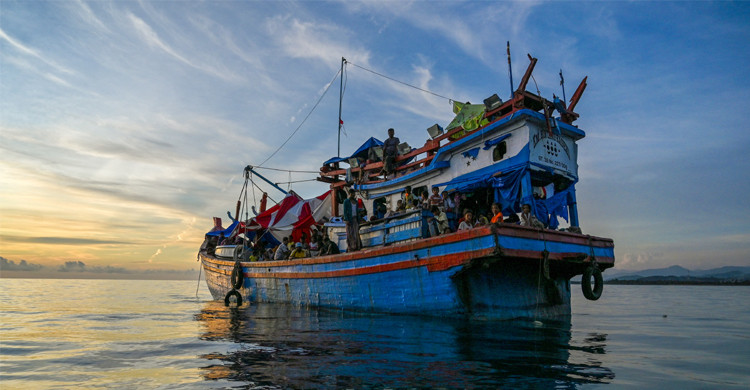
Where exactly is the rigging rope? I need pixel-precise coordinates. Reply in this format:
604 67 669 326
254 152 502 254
250 171 256 217
257 67 342 168
251 166 320 174
255 59 455 171
250 179 278 204
275 178 320 185
346 61 455 102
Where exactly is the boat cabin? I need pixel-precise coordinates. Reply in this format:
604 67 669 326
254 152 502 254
318 56 588 251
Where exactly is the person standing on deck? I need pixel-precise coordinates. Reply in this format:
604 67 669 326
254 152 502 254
429 187 443 209
381 128 400 177
343 189 362 251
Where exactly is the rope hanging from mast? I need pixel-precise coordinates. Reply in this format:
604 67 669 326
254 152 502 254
255 57 456 173
257 66 343 167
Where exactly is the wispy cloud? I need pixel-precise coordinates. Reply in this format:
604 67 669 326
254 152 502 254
267 15 372 69
0 27 74 75
125 11 242 82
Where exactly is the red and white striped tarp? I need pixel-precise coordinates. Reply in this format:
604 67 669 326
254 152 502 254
244 190 331 243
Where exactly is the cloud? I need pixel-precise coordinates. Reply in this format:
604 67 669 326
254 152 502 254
72 0 109 32
1 236 130 245
266 15 372 70
125 11 241 82
57 260 128 273
0 27 73 75
0 257 44 271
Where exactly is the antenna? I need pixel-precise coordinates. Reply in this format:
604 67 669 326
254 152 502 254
559 69 567 103
507 42 514 98
337 57 346 157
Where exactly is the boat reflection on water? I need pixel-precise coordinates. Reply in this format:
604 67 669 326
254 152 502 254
195 301 614 388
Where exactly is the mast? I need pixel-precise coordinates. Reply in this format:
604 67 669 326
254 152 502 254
560 69 567 103
507 42 514 98
337 57 346 157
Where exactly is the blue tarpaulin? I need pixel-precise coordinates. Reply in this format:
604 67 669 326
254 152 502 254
435 144 574 228
206 219 239 237
323 137 383 165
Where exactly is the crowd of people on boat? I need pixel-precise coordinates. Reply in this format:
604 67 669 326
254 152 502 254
348 185 546 238
204 125 568 261
205 182 557 261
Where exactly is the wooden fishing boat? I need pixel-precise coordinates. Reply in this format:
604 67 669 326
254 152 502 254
198 55 614 320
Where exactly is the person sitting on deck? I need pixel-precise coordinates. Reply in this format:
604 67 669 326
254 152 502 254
288 242 309 259
490 203 504 224
504 212 520 224
309 231 322 256
402 186 415 207
430 206 450 235
381 128 400 178
477 213 490 226
383 200 401 218
319 236 341 255
520 204 545 228
458 209 481 230
376 202 387 220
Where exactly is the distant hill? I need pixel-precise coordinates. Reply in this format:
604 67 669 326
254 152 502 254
601 265 750 285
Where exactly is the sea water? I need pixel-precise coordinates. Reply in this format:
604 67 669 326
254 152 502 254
0 279 747 389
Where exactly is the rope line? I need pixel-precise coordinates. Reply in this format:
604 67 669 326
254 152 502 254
257 67 342 167
251 166 320 174
275 178 320 185
250 179 277 205
347 61 455 102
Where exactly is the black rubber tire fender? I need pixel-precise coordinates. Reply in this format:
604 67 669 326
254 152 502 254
230 261 244 290
224 289 242 306
582 266 604 301
232 245 244 261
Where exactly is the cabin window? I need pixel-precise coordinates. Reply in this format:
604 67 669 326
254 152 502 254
493 142 507 161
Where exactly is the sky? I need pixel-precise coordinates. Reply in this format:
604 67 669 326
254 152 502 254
1 0 749 273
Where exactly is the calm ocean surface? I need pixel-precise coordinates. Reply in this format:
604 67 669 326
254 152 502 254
0 279 747 389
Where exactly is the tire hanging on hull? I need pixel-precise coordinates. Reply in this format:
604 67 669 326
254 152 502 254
582 266 603 300
224 289 243 306
231 261 244 290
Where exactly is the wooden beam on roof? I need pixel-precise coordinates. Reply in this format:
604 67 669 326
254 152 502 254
567 76 587 112
515 54 538 95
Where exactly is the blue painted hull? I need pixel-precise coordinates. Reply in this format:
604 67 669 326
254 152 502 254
200 225 614 320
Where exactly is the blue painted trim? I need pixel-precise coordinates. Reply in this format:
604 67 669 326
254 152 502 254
353 161 450 191
483 133 512 150
462 147 480 159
